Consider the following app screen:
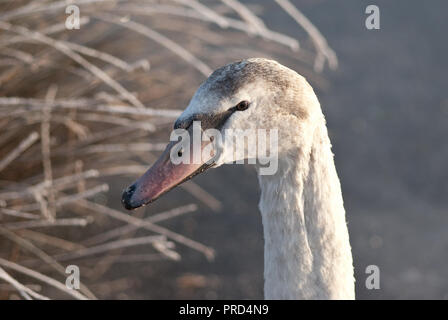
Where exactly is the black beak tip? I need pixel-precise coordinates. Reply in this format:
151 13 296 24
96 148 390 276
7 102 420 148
121 184 136 210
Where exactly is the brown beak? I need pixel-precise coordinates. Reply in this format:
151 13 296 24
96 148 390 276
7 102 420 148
121 126 216 210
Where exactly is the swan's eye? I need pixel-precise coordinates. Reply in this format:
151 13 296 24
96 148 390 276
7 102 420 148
235 100 250 111
178 149 183 157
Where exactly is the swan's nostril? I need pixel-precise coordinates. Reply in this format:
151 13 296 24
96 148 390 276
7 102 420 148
121 184 136 210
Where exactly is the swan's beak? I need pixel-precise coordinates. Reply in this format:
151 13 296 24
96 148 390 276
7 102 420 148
121 129 215 210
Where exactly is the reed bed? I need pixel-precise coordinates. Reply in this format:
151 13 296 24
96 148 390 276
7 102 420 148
0 0 335 299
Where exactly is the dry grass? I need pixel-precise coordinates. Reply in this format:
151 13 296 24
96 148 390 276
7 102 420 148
0 0 335 299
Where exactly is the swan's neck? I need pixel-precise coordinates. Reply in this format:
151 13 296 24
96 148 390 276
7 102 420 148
257 121 354 299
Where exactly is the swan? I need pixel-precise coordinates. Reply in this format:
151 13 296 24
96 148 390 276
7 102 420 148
122 58 355 299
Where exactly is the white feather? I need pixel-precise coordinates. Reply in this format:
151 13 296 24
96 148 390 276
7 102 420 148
182 58 355 299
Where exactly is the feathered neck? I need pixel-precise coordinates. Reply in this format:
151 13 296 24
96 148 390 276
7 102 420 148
257 118 354 299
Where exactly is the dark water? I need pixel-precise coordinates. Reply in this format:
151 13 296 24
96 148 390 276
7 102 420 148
115 0 448 299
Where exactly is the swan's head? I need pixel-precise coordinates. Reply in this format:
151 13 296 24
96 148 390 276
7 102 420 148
122 58 321 210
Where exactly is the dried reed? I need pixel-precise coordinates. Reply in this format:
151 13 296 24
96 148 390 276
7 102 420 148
0 0 335 299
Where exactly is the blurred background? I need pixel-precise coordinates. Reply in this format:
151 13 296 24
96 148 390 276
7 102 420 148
0 0 447 299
